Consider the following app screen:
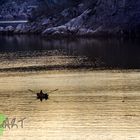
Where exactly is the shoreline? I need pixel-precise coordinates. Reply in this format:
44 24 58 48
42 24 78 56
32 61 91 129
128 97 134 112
0 31 139 39
0 69 140 77
0 61 140 72
0 25 140 39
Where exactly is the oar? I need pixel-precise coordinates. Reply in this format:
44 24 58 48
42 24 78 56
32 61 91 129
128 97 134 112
28 89 58 94
28 89 34 93
48 89 58 94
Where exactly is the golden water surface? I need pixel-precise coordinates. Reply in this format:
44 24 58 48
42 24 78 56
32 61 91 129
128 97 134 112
0 70 140 140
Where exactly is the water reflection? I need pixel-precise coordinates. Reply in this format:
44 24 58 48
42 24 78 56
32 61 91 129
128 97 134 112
0 35 140 70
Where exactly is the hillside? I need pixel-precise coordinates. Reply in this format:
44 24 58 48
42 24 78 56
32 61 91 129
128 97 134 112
0 0 140 37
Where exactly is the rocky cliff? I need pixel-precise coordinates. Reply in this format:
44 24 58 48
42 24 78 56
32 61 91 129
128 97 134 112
0 0 140 37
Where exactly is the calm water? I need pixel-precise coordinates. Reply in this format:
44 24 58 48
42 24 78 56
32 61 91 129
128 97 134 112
0 36 140 140
0 35 140 71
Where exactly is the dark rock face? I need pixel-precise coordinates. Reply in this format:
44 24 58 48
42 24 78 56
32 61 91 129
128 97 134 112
0 0 140 37
44 0 81 7
86 0 140 36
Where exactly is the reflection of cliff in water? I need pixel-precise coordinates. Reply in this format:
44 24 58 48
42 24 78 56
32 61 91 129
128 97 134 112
0 35 140 70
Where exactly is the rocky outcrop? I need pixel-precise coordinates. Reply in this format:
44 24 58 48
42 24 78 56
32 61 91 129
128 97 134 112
42 0 140 37
42 25 95 36
42 10 95 36
0 26 15 34
0 0 40 20
5 26 15 32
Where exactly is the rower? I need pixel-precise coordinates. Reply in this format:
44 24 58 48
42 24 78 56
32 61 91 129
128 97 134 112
37 90 49 102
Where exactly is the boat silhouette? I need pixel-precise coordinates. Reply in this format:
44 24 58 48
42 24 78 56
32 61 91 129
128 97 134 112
28 89 58 102
36 89 58 101
37 90 49 101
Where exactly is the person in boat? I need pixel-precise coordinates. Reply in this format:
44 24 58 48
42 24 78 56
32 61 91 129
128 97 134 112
37 90 49 102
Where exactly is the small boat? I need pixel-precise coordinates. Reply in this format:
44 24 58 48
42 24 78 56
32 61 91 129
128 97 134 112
37 90 49 102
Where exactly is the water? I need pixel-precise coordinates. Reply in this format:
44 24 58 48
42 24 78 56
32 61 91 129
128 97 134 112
0 35 140 71
0 35 140 140
0 20 28 24
0 21 28 27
